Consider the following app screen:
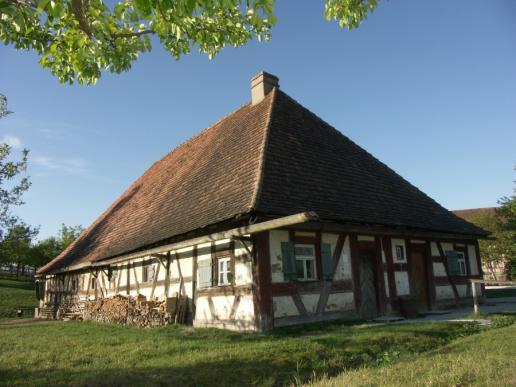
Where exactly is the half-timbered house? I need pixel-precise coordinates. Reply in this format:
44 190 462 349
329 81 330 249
36 72 488 331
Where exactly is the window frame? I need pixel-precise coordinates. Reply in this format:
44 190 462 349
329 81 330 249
294 243 317 281
142 263 155 283
456 251 467 276
395 245 405 262
217 256 232 286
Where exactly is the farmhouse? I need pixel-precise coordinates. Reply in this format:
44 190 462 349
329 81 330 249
36 72 488 331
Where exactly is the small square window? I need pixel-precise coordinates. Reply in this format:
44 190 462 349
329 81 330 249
142 264 155 283
457 252 467 276
294 244 317 281
218 257 232 286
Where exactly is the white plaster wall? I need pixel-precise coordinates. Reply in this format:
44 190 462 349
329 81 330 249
234 239 253 286
433 262 447 277
441 242 454 254
325 292 354 312
436 285 454 300
328 234 352 281
430 242 440 257
357 235 375 242
273 296 298 318
391 238 407 263
269 230 289 283
300 294 320 314
456 284 468 298
384 272 390 298
235 261 253 286
411 240 426 244
233 295 255 322
468 245 479 275
395 271 410 296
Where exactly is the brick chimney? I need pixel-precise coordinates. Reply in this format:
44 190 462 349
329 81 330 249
251 71 279 105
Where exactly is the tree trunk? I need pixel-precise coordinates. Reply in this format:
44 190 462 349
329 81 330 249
16 261 20 280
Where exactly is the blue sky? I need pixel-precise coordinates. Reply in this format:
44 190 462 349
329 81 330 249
1 0 515 240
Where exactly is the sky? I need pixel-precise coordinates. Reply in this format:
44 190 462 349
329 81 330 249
0 0 515 240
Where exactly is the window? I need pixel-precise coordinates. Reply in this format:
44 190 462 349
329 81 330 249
91 277 96 289
395 245 405 261
142 264 155 283
457 252 467 276
218 257 232 286
295 244 317 281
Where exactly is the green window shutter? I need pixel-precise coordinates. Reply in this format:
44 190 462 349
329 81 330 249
281 241 296 281
446 251 460 276
198 259 212 288
321 243 333 280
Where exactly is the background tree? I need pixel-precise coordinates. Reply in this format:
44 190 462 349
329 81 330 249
30 224 84 268
0 94 31 239
0 0 379 85
0 222 39 279
467 176 516 280
495 187 516 279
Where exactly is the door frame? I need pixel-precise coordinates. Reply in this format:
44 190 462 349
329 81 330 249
350 235 387 315
406 241 431 309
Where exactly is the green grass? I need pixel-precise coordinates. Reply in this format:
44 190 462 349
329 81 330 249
1 316 515 387
0 279 37 318
313 315 516 387
485 287 516 298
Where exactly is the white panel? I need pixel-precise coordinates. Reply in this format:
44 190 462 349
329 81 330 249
430 242 440 257
321 233 339 256
325 292 354 312
456 284 467 298
300 294 320 314
441 242 454 254
468 245 479 275
391 238 407 263
357 235 375 242
411 240 426 244
273 296 298 317
436 285 454 300
384 272 390 298
235 260 253 286
234 237 252 259
195 297 212 320
334 236 352 281
269 230 289 283
233 295 255 322
394 271 410 296
433 262 447 277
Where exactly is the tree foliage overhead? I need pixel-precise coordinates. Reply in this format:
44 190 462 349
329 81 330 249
0 0 379 85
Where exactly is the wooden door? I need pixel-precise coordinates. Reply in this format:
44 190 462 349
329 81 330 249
359 250 378 319
410 251 428 309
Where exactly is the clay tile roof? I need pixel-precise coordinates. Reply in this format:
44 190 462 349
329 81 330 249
38 85 487 274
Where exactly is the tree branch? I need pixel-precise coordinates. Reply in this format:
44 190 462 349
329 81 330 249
112 29 155 39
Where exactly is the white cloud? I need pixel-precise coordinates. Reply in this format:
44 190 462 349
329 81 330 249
32 156 87 175
1 135 22 148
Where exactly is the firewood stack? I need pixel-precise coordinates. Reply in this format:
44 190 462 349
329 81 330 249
83 294 188 328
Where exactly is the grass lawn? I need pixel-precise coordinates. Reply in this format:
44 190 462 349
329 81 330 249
0 315 515 386
314 316 516 387
0 279 37 318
